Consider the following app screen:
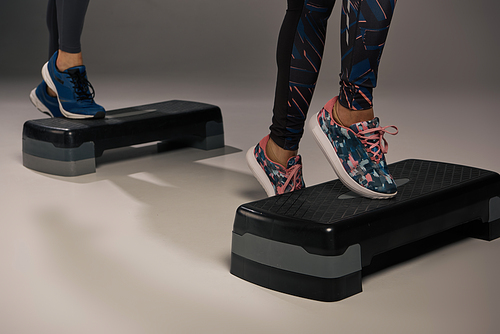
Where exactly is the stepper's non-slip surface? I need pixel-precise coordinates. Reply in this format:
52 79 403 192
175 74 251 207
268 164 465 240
23 100 223 152
231 159 500 301
22 100 224 176
243 159 495 224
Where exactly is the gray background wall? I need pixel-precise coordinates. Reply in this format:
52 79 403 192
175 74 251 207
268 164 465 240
1 0 499 96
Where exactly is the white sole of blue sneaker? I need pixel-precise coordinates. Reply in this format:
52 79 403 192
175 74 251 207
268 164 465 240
29 88 54 117
309 111 396 200
246 146 276 197
41 62 95 120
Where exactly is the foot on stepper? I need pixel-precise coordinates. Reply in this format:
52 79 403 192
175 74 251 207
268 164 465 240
230 159 500 301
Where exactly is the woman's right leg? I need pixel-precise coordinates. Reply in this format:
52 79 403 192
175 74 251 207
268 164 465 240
270 0 335 154
248 0 335 196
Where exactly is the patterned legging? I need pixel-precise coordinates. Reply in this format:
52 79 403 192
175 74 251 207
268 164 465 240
270 0 397 150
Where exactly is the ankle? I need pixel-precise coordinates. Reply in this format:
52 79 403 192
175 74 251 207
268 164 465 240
266 137 297 167
334 100 374 127
56 50 84 72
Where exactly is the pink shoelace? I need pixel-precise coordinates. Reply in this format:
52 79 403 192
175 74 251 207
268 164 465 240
276 164 303 195
356 125 398 164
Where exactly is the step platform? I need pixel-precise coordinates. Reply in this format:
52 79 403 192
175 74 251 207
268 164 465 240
22 100 224 176
231 159 500 302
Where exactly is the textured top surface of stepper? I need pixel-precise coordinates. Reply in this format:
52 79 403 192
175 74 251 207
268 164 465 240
22 100 222 148
24 100 220 132
244 159 498 225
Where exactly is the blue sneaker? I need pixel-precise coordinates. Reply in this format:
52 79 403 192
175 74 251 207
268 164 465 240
246 135 305 197
42 51 105 119
29 81 63 117
310 97 398 199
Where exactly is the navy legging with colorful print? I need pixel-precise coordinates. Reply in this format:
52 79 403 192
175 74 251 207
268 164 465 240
270 0 397 150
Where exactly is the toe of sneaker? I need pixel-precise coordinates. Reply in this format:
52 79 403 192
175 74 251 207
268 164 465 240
366 173 397 195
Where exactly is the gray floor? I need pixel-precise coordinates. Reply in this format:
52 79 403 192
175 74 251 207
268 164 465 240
1 76 499 334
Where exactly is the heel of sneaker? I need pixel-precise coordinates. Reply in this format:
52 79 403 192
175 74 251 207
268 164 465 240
246 146 276 197
41 62 57 94
29 88 50 115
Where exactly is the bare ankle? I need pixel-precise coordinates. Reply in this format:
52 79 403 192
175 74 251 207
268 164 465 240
266 137 297 167
334 100 374 127
56 50 84 72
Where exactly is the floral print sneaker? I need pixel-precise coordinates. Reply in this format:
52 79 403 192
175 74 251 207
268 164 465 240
310 96 398 199
246 135 305 197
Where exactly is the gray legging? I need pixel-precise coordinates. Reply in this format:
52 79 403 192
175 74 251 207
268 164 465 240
46 0 90 58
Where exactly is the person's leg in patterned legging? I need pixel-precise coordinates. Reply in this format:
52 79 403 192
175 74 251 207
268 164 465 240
247 0 399 198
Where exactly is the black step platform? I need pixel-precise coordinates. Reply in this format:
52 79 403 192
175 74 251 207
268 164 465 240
22 100 224 176
231 159 500 302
